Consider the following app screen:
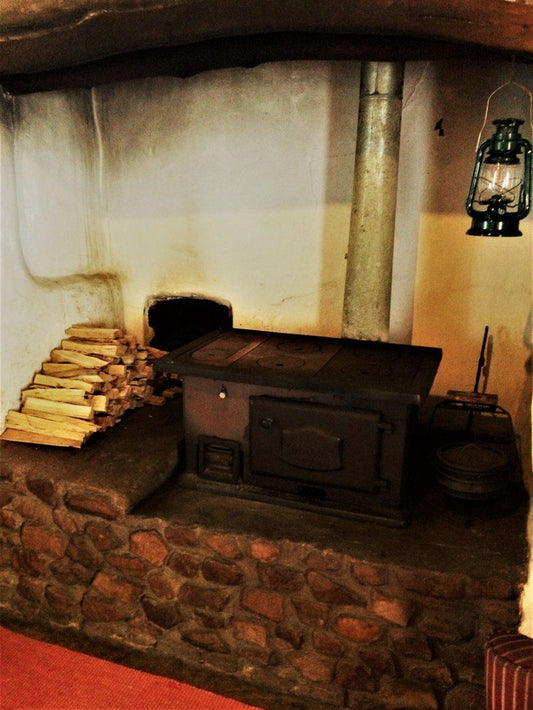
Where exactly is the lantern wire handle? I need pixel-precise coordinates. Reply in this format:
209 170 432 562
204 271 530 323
475 79 533 151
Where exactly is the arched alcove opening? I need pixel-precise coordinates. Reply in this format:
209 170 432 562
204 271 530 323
147 296 232 352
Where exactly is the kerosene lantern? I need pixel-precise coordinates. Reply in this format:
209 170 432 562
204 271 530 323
466 118 532 236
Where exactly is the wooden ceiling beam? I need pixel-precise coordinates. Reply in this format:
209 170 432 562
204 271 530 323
1 1 532 90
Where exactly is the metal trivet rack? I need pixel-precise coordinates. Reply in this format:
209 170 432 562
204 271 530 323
429 327 522 518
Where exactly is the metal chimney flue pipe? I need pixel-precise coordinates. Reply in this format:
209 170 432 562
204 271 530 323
342 61 404 342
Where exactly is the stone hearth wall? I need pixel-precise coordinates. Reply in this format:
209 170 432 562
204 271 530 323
0 465 524 709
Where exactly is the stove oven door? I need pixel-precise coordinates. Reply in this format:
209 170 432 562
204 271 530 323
248 396 388 496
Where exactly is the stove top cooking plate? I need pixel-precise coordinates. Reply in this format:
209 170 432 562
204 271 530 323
160 328 441 404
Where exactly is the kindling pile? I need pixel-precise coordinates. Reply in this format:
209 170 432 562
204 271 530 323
0 325 171 448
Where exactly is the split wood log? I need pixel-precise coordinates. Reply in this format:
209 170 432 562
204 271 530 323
121 352 135 365
60 339 126 358
93 414 119 430
5 411 90 443
42 363 97 377
92 394 108 413
0 428 85 448
50 349 109 368
65 326 124 341
133 361 154 378
148 395 166 406
19 409 99 433
23 396 93 420
145 346 169 359
22 388 88 405
33 373 95 393
107 364 126 377
76 374 105 384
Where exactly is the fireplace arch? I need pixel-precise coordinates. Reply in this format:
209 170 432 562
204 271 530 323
0 0 532 93
1 0 532 672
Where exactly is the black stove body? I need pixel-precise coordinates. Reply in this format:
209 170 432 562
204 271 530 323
157 329 441 526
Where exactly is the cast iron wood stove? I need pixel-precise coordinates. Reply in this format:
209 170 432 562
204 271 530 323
157 328 441 526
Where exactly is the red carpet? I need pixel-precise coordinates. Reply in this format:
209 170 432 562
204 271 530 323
0 626 260 710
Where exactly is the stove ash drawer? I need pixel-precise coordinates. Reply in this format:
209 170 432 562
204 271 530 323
249 396 391 493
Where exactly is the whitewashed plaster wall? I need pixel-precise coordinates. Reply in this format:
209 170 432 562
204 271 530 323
1 59 532 632
0 91 122 422
95 63 360 340
90 61 430 347
411 61 532 484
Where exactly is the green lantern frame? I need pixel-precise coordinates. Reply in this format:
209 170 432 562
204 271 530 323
466 118 532 237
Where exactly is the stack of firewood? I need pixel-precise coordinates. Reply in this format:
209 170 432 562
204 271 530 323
0 325 176 448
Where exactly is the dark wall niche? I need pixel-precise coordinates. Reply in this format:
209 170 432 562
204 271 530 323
147 296 232 352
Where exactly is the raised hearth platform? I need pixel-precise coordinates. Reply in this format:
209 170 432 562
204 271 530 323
0 400 529 709
0 400 180 519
